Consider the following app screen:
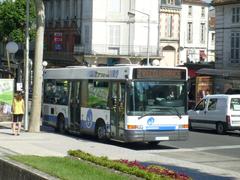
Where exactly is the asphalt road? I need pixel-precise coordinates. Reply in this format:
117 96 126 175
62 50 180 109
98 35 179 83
43 126 240 173
116 129 240 175
1 123 240 180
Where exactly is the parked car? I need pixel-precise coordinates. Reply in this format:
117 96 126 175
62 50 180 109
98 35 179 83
188 94 240 134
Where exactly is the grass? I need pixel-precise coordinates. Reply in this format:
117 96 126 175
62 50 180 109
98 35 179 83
10 156 132 180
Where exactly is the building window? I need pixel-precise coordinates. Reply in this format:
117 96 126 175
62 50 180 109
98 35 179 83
201 7 205 17
65 0 70 19
231 32 240 62
211 33 215 45
232 7 240 23
167 0 174 5
187 22 193 43
84 26 89 44
50 1 54 19
109 0 121 12
200 23 205 43
162 0 179 5
57 1 61 19
109 25 120 45
188 6 192 16
74 0 77 17
166 15 173 37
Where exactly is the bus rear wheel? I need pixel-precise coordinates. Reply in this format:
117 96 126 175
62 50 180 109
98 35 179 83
148 141 160 146
96 121 107 141
56 115 65 134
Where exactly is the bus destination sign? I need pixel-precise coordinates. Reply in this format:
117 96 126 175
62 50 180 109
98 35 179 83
134 68 186 80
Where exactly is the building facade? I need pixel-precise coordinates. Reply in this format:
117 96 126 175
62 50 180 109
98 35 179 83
210 0 240 93
44 0 160 66
207 8 215 62
179 0 209 64
159 0 181 67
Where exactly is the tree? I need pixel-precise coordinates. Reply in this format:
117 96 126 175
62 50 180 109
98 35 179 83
0 0 36 43
28 0 45 132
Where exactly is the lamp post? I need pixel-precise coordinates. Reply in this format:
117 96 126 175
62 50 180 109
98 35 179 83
128 9 150 66
24 0 30 131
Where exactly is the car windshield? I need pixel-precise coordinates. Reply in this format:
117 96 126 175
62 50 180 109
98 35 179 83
127 81 187 116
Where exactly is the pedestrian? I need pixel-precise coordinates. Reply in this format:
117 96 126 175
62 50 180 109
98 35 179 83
12 92 25 136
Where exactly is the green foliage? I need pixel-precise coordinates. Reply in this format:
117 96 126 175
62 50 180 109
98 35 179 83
0 0 36 43
68 150 170 180
10 155 130 180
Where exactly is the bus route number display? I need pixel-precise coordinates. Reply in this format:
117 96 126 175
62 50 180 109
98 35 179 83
134 68 186 80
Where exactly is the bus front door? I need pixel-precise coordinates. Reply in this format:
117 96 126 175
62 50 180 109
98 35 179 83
110 82 125 140
69 81 81 131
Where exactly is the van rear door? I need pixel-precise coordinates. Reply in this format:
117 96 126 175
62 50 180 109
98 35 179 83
229 97 240 129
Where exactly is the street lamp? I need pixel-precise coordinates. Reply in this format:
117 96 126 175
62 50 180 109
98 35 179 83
42 61 48 68
128 9 150 66
6 41 18 78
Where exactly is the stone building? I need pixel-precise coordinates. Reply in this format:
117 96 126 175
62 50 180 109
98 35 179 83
43 0 161 67
199 0 240 93
159 0 182 67
179 0 209 64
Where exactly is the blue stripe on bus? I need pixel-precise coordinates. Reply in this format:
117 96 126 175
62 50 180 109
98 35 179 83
146 126 176 131
43 115 68 124
159 126 176 131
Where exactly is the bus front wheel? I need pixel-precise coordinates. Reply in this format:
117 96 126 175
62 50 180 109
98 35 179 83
96 121 107 141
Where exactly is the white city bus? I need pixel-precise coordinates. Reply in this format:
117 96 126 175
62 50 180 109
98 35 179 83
42 65 189 144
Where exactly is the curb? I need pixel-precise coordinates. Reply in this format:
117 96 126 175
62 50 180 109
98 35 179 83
0 157 59 180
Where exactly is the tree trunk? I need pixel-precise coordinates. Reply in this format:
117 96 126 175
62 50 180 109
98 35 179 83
28 0 45 132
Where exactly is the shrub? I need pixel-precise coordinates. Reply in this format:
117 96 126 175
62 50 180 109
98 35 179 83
68 150 191 180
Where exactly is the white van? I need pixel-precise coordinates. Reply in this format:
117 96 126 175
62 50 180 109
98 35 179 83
188 94 240 134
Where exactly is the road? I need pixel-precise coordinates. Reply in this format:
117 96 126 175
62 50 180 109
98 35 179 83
1 124 240 180
104 129 240 178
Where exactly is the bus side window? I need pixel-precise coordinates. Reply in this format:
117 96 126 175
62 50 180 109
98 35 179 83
44 80 56 104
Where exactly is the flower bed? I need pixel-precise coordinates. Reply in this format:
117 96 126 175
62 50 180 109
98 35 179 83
68 150 191 180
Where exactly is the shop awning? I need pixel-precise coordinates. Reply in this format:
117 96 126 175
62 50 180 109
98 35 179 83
197 68 240 77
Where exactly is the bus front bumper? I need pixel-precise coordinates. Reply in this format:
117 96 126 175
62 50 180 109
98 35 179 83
123 130 189 142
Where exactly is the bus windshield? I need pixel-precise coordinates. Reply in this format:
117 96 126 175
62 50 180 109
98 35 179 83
127 81 187 116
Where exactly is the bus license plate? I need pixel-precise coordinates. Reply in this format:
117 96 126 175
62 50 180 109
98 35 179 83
155 137 169 141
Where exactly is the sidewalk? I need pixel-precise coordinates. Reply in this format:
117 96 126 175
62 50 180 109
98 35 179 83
0 122 240 180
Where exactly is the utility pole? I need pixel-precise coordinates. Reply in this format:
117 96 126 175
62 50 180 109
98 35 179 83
24 0 30 131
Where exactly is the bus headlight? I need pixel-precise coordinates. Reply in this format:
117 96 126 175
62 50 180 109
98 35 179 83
127 125 143 130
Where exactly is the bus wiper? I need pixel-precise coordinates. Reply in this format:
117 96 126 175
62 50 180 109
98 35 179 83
138 112 159 120
172 107 182 119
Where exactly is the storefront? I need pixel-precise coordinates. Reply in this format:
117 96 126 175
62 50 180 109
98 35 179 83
197 68 240 94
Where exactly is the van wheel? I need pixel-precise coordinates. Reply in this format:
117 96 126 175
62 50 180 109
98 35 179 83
216 122 225 135
96 121 107 141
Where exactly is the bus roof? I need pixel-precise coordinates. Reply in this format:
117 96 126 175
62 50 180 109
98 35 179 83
44 65 188 80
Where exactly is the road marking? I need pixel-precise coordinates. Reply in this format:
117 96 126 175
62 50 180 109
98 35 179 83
142 145 240 153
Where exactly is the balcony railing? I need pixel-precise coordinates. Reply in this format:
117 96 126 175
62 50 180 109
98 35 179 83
74 44 159 57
